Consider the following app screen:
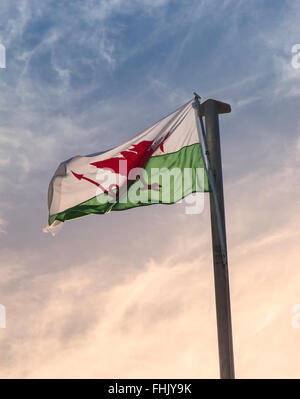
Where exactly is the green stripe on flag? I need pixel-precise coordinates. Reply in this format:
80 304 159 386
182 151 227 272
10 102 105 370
49 143 209 224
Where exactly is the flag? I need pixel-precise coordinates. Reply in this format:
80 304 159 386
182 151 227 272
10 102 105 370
45 99 209 232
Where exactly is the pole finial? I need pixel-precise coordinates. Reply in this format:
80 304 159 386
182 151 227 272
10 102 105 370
193 92 201 100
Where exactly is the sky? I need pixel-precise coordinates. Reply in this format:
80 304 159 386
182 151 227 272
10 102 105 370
0 0 300 379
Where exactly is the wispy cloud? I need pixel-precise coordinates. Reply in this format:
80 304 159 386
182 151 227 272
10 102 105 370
0 217 7 234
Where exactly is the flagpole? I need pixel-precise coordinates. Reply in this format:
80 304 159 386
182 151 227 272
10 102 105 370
194 95 235 379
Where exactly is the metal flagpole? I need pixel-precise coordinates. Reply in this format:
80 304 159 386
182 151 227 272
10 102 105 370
193 94 235 379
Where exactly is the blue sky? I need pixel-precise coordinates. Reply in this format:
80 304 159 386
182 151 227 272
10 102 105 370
1 0 299 238
0 0 300 378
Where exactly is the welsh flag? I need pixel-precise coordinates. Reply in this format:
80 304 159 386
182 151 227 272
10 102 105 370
45 100 209 232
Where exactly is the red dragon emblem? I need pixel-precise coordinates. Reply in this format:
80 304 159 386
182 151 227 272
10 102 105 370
71 132 170 198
